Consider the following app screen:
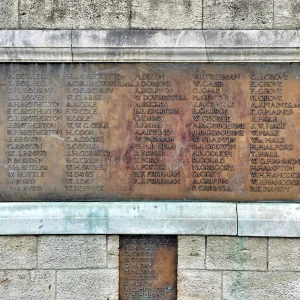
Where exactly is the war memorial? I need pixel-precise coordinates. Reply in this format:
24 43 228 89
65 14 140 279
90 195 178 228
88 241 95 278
0 1 300 299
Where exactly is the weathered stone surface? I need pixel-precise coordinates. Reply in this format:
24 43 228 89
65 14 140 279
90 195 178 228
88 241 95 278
269 238 300 271
178 270 222 299
178 236 205 269
1 29 300 62
0 236 36 269
38 236 106 269
0 270 55 300
0 0 18 29
131 0 202 29
238 204 300 237
223 271 300 299
207 237 267 270
0 203 237 235
274 0 300 29
203 0 273 29
20 0 129 29
107 235 119 268
57 270 118 300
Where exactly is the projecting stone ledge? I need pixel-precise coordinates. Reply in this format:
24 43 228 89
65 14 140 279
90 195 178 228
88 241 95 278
238 203 300 237
1 202 300 237
0 202 237 235
1 30 300 62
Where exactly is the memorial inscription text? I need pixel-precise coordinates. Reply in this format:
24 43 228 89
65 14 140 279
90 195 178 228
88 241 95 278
0 63 299 201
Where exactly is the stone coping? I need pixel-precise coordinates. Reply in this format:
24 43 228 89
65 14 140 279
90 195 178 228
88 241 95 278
0 29 300 62
0 202 300 237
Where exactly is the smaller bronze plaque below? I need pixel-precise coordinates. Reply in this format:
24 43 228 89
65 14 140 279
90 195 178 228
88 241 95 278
120 235 177 300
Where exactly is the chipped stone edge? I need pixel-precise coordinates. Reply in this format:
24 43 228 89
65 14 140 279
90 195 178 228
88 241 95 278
1 30 300 62
0 202 237 236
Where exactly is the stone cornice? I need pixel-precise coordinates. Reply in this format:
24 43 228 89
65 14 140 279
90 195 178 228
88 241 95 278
0 29 300 62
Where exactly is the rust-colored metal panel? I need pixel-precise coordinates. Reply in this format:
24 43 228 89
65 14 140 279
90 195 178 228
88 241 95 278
1 63 300 201
120 235 177 300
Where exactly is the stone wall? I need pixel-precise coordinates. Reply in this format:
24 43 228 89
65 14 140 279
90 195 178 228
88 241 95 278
1 0 300 29
0 235 119 299
1 235 300 299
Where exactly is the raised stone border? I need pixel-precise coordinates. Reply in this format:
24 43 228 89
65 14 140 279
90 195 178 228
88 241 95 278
1 29 300 62
0 202 300 237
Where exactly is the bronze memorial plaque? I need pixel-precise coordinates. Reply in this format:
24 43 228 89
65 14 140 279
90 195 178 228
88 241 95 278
120 235 177 300
1 63 300 201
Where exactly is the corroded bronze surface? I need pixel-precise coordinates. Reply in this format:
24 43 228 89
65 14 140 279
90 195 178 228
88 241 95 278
120 235 177 300
1 63 300 201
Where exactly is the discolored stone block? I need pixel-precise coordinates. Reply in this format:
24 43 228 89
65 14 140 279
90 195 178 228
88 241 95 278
269 238 300 271
223 271 300 299
0 236 36 269
178 236 205 269
57 270 118 300
178 270 222 299
207 236 267 270
0 0 18 29
0 270 55 300
274 0 300 29
203 0 273 29
20 0 130 29
38 235 106 269
131 0 202 29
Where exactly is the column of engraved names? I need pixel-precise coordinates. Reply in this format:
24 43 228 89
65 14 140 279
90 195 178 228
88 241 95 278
6 73 61 193
121 236 175 299
64 73 114 194
133 73 184 185
191 73 244 193
249 73 299 193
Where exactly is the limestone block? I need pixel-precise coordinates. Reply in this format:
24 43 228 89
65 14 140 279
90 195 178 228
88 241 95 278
274 0 300 29
0 270 55 300
20 0 129 29
223 271 300 299
107 235 119 268
38 235 106 269
0 236 36 269
178 270 222 299
57 270 118 300
0 0 18 29
269 238 300 271
207 236 267 270
203 0 273 29
178 236 205 269
131 0 202 29
238 203 300 237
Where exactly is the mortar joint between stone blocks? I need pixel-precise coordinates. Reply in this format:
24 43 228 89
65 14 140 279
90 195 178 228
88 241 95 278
36 236 39 269
205 236 208 269
55 270 57 300
221 270 224 300
18 0 21 29
129 0 132 29
267 237 269 270
106 235 108 268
